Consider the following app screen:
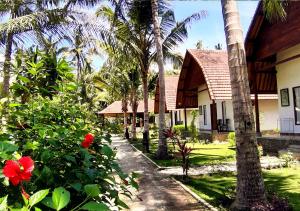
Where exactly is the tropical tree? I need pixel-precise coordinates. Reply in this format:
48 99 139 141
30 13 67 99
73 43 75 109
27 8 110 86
99 0 205 153
151 0 167 158
220 0 286 209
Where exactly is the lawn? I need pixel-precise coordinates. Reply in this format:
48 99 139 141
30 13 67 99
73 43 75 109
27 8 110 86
180 166 300 210
130 139 236 167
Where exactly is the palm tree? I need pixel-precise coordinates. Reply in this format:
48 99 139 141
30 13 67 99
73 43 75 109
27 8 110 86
99 0 204 153
128 67 142 140
0 0 104 98
220 0 286 209
151 0 167 159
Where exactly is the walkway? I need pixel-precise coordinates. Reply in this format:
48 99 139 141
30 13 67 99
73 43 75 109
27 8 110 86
158 156 285 176
111 136 211 211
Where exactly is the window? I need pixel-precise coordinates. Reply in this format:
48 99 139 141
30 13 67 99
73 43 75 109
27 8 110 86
203 105 207 125
199 106 203 115
280 88 290 107
293 86 300 125
222 101 226 123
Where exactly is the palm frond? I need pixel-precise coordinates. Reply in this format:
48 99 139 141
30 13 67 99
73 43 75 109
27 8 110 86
162 11 207 52
263 0 287 22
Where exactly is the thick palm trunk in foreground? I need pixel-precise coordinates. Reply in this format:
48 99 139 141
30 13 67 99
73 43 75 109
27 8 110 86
221 0 266 209
142 75 150 153
151 0 168 159
2 32 13 97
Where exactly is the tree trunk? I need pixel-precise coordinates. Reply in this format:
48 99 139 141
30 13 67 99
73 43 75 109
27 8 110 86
142 75 150 153
131 94 138 140
1 32 13 97
151 0 168 159
221 0 266 209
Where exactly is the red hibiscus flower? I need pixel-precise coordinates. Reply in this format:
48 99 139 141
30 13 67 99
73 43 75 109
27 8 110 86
2 156 34 186
81 133 94 148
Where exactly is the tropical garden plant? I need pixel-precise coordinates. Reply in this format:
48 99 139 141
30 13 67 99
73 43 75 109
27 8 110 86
98 0 205 154
0 51 137 210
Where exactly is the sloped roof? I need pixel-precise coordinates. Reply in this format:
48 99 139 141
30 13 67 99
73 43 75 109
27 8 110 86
99 99 154 115
188 49 232 100
176 49 278 108
154 75 179 113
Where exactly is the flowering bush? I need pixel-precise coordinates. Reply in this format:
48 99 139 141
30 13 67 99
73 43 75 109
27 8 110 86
0 93 137 210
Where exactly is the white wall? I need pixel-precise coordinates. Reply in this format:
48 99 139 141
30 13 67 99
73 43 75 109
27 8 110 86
276 43 300 134
253 99 279 131
215 100 234 131
198 85 212 130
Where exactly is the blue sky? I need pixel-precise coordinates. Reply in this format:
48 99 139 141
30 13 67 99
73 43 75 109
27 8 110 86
170 0 259 53
94 1 259 69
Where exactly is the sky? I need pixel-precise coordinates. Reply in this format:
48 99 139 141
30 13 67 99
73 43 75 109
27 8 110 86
94 0 259 69
169 0 259 53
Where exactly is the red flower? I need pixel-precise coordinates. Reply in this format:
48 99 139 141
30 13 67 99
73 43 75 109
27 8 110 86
2 156 34 186
81 133 94 148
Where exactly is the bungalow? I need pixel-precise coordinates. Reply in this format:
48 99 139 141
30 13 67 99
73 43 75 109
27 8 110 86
176 49 278 140
245 1 300 135
154 75 197 129
99 99 155 126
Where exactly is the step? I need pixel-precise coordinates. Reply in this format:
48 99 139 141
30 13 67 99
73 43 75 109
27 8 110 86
287 148 300 153
289 145 300 149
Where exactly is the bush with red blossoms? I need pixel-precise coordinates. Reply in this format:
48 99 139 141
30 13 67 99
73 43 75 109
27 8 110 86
2 156 34 186
0 80 137 210
81 133 95 148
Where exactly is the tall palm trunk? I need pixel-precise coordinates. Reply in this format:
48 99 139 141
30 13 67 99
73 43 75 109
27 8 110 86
142 74 150 153
221 0 266 209
151 0 168 159
131 91 138 140
1 32 13 97
122 98 129 139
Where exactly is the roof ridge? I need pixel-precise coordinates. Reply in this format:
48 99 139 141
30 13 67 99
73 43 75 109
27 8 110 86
187 49 227 54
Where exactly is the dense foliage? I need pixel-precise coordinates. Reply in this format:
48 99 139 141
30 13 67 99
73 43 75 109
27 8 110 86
0 53 137 210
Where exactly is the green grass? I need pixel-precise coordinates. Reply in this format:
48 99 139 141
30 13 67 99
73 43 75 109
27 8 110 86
180 166 300 210
130 139 236 167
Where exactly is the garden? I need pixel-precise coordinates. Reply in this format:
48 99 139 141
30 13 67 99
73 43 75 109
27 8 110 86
129 126 300 210
0 52 137 210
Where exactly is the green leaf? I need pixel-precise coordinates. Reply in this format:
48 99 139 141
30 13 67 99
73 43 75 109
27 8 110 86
117 198 129 209
70 183 82 192
9 103 22 107
18 76 31 83
41 197 55 209
80 201 109 211
0 195 8 210
101 145 114 158
84 184 100 197
52 187 70 211
29 189 49 207
34 207 42 211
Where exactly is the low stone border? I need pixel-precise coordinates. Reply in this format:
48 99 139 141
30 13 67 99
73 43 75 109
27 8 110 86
171 177 219 211
129 142 218 211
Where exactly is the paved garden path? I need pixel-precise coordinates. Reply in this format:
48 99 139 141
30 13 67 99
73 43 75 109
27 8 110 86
158 156 285 176
111 136 211 211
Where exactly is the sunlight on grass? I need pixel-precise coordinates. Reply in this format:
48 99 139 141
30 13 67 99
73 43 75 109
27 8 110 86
130 138 236 167
182 166 300 210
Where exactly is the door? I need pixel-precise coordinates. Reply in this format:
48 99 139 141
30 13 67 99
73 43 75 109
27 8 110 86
210 103 217 130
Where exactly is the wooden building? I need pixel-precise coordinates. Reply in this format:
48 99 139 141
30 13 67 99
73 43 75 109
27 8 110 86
176 49 278 139
154 75 197 129
245 1 300 135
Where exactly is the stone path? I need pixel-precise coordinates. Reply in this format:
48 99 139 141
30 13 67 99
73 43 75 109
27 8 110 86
158 156 285 176
111 136 211 211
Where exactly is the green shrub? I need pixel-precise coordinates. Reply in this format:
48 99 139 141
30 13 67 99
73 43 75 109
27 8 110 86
227 132 235 147
173 124 190 137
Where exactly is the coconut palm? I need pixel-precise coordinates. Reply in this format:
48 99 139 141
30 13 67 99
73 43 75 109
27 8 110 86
151 0 167 158
220 0 286 209
98 0 205 153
